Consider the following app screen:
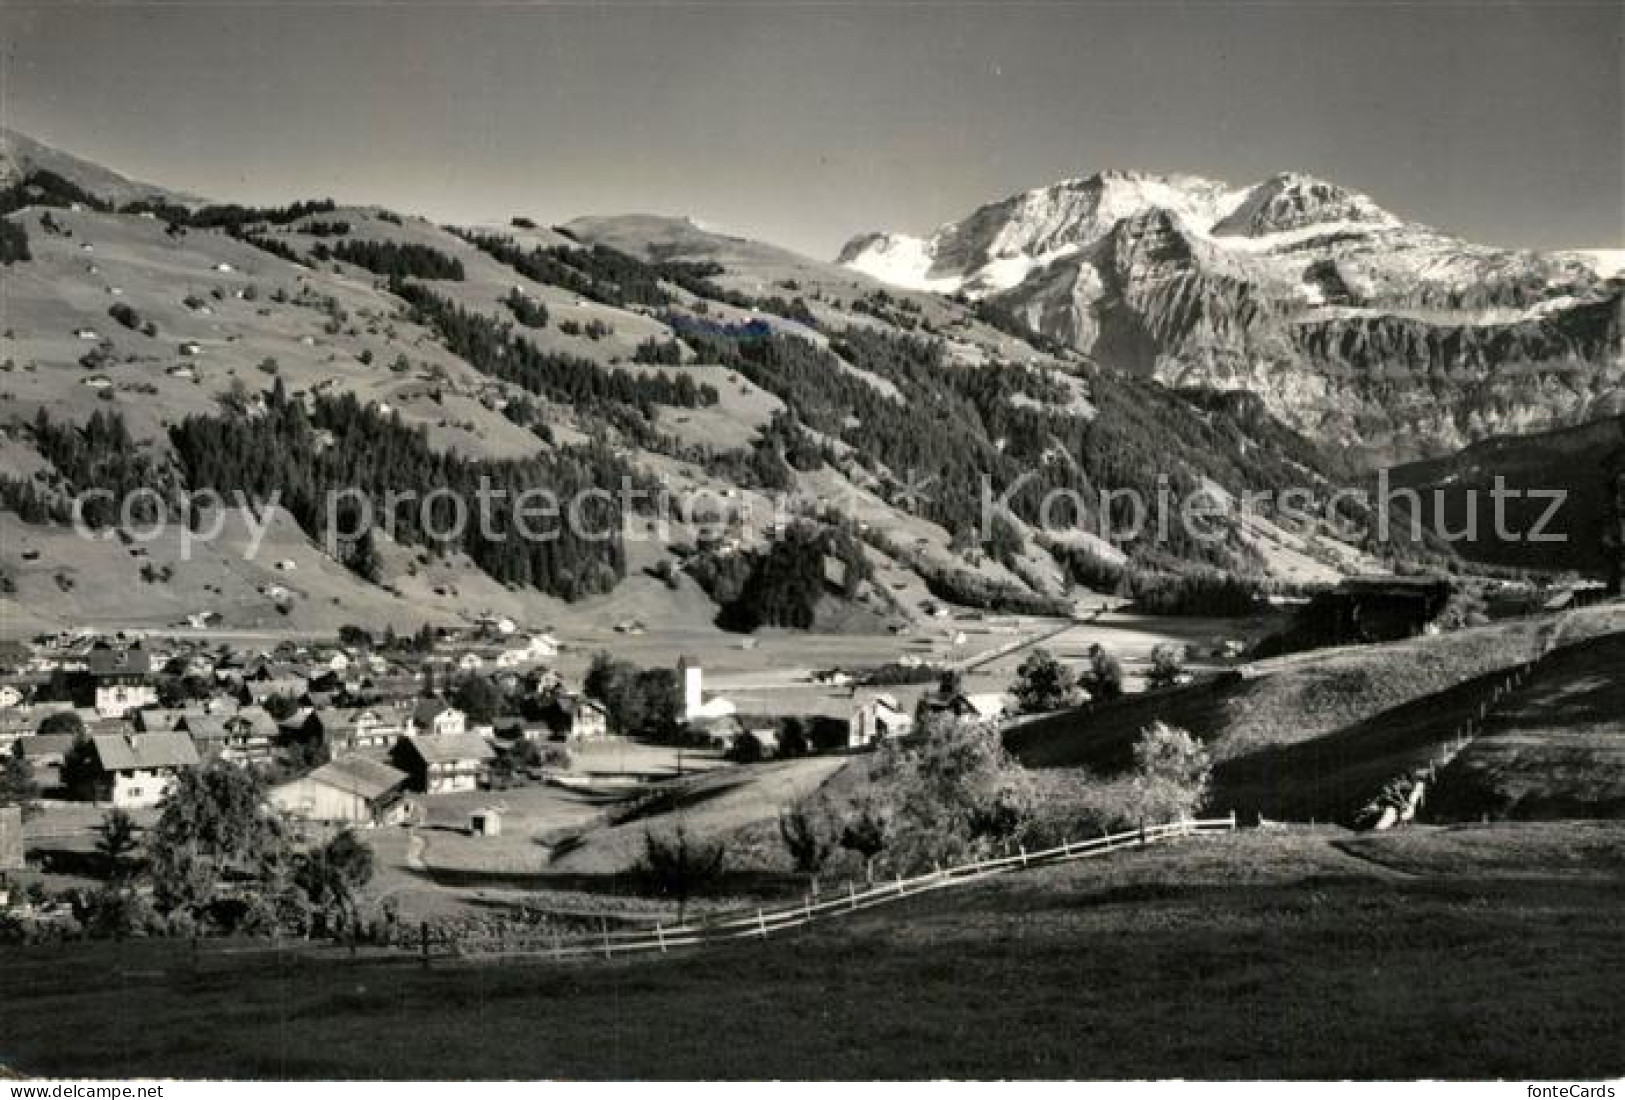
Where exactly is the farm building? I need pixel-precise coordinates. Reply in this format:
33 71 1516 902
269 754 410 826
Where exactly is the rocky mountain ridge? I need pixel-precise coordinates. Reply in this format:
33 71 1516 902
840 171 1623 461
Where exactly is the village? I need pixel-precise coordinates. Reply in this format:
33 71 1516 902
0 599 1141 924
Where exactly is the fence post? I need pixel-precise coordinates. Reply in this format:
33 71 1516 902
419 921 430 969
756 909 768 937
1139 822 1147 847
656 923 666 954
601 918 611 960
1229 809 1237 831
896 873 907 896
1019 843 1028 867
849 880 857 911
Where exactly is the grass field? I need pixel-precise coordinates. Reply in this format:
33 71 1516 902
0 825 1619 1080
1006 613 1568 820
1431 632 1625 820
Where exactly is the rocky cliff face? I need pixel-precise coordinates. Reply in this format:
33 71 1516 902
841 171 1624 463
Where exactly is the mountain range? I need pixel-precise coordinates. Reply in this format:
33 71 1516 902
840 170 1623 463
0 130 1618 635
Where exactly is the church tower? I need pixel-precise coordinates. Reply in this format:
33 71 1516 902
678 654 704 721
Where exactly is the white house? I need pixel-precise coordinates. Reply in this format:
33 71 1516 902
89 733 199 809
411 700 467 739
849 692 914 749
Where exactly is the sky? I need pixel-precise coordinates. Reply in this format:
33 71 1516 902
1 1 1620 258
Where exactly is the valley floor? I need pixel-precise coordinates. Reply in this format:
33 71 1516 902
1 824 1620 1080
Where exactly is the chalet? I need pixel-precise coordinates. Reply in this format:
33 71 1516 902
269 754 410 826
86 643 157 719
411 700 467 739
391 733 494 793
533 694 610 742
181 707 277 765
307 705 408 753
89 732 199 809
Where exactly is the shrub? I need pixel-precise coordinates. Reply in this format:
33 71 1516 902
1011 648 1078 713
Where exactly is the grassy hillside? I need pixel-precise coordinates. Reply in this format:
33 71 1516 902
1 826 1619 1079
1007 613 1558 775
1430 632 1625 820
0 136 1408 637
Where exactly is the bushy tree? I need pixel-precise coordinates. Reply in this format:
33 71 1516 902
60 733 101 801
726 731 765 764
875 717 1034 871
778 798 838 888
1011 648 1077 713
147 763 287 919
0 746 40 817
95 809 140 884
1085 644 1124 702
451 675 508 725
292 830 375 937
838 796 890 883
1146 643 1186 690
1126 722 1211 825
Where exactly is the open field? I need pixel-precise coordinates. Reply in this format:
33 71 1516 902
1008 611 1563 774
1 825 1620 1080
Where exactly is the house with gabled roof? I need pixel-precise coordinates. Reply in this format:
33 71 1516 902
85 642 157 718
411 700 467 739
391 733 494 793
89 732 199 808
180 707 278 765
269 754 410 825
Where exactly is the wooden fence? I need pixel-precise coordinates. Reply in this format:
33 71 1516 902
415 814 1239 964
